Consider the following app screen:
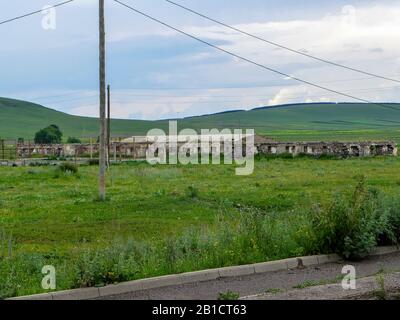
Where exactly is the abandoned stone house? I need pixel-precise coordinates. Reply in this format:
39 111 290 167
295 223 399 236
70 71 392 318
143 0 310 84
256 141 397 157
16 135 397 159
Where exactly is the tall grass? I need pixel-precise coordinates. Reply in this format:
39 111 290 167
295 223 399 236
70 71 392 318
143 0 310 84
1 178 400 298
305 177 400 259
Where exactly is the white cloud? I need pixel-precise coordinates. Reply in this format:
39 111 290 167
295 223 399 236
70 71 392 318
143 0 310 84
65 87 276 120
182 3 400 65
4 2 400 119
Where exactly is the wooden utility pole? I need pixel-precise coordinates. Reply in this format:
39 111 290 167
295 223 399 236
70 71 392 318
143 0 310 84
1 139 4 160
107 84 111 168
99 0 106 200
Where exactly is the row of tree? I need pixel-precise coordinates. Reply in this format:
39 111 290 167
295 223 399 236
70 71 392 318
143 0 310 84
34 125 81 144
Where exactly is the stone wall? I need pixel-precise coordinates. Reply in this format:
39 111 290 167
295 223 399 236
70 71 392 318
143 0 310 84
16 140 397 159
256 141 397 157
16 142 150 159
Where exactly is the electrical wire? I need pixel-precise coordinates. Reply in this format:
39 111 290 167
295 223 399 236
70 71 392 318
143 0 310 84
165 0 400 84
0 0 75 26
112 0 400 111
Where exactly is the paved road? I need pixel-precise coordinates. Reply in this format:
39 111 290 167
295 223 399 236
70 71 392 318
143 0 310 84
244 272 400 300
96 251 400 300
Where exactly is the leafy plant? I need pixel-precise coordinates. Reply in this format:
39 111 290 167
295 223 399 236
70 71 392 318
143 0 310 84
373 274 387 300
265 288 282 294
34 125 62 144
87 159 99 166
308 176 393 260
218 290 239 300
67 137 81 144
187 185 199 199
58 163 78 174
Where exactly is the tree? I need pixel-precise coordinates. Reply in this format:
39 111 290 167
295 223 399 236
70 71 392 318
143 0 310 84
34 125 63 144
67 137 81 144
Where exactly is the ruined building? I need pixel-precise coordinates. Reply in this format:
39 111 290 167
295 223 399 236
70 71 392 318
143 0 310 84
15 135 397 159
256 141 397 157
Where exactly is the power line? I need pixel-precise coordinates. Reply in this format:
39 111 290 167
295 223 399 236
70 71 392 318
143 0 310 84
165 0 400 84
14 84 397 107
112 0 399 111
67 74 398 91
35 95 98 104
8 74 399 105
29 91 97 101
0 0 75 26
111 84 400 98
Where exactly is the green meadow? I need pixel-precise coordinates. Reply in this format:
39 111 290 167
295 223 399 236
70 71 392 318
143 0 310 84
1 156 400 298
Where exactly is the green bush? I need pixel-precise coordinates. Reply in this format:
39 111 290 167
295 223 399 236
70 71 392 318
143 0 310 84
308 177 393 260
255 153 294 160
67 137 82 144
57 163 78 174
380 197 400 245
29 162 50 167
187 185 199 199
218 290 239 300
87 159 99 166
34 124 62 144
71 241 141 287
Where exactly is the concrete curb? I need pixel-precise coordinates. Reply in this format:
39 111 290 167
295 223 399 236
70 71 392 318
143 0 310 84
8 245 399 300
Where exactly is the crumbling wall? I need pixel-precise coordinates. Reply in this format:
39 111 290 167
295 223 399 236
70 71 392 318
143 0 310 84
256 141 397 157
17 140 398 159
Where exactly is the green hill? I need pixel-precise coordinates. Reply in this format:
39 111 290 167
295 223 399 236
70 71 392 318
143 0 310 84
1 97 400 142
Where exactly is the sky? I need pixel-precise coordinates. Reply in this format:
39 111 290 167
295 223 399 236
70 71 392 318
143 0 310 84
1 0 400 120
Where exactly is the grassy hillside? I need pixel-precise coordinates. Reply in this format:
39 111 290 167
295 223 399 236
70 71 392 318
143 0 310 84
0 97 160 140
1 97 400 142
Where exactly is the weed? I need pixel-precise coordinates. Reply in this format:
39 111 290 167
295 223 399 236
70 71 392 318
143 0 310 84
265 288 282 294
218 290 240 300
87 159 99 166
58 163 78 174
293 280 321 289
187 185 199 199
373 274 387 300
307 176 394 259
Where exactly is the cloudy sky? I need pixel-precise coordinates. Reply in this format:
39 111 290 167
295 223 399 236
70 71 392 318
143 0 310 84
1 0 400 120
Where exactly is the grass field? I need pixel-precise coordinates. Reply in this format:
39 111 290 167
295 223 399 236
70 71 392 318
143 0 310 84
2 97 400 142
1 156 400 297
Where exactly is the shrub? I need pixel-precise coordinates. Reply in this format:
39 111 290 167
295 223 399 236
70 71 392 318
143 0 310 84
308 177 393 260
71 241 146 287
29 162 50 167
87 159 99 166
218 290 239 300
67 137 81 144
57 163 78 174
255 153 294 161
29 161 50 167
379 197 400 245
34 125 62 144
187 185 199 199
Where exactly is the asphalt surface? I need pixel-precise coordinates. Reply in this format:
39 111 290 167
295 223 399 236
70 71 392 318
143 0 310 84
245 272 400 300
96 252 400 300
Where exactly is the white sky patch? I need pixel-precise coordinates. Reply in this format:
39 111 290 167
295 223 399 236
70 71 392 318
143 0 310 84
182 3 400 66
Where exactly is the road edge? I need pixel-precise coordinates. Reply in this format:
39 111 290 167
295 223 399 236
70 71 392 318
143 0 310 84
8 245 399 300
